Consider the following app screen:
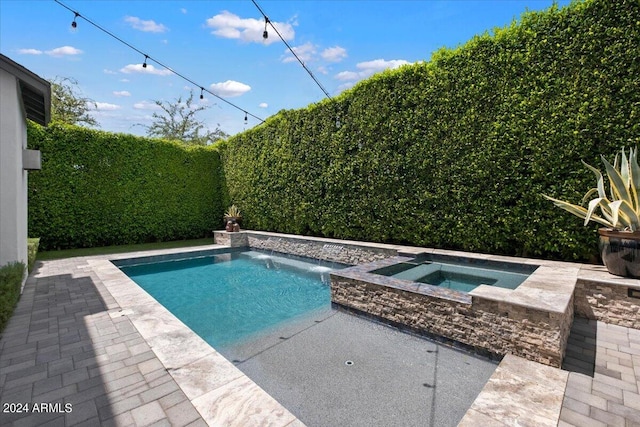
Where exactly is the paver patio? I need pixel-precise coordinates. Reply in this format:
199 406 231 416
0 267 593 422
1 242 640 426
560 317 640 426
0 256 205 427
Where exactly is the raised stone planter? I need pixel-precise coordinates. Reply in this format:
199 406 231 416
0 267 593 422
575 264 640 329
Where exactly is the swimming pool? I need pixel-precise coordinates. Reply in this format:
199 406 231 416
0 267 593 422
116 250 343 348
107 243 502 426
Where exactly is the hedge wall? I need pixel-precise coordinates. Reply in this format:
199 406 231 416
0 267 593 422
219 0 640 262
28 122 224 250
0 262 24 333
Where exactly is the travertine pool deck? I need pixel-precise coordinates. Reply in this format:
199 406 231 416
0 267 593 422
1 236 640 426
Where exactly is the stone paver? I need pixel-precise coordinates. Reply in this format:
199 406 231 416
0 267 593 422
0 258 204 427
560 317 640 426
456 315 640 427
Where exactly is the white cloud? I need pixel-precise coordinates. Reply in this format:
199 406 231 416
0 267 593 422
46 46 83 57
335 59 410 82
335 71 359 81
119 63 172 76
205 11 295 45
113 91 131 97
18 48 43 55
180 8 187 14
321 46 347 63
120 78 130 83
19 46 84 57
103 69 117 75
259 102 268 108
209 80 251 97
93 102 121 111
133 100 162 110
282 42 316 64
124 16 168 33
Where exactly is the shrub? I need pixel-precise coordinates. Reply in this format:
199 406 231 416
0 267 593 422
28 122 224 250
219 0 640 262
0 262 25 333
27 238 39 272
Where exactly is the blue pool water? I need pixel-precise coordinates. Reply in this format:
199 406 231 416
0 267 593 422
118 251 340 348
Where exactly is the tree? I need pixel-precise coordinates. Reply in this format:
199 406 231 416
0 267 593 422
143 91 228 145
50 77 97 126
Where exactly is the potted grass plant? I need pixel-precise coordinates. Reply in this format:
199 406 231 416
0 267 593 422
224 205 242 232
544 147 640 278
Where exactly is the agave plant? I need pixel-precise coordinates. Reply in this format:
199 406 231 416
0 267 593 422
224 204 242 220
543 147 640 232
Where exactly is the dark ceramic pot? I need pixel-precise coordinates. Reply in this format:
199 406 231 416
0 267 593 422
598 228 640 278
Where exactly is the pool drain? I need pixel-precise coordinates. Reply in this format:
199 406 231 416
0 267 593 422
345 360 354 366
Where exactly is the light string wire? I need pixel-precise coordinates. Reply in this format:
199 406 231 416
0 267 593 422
251 0 333 101
53 0 265 124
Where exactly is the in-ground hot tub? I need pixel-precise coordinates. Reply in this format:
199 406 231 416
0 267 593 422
330 251 577 367
370 253 538 292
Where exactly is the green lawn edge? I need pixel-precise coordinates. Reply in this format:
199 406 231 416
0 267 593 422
36 238 214 261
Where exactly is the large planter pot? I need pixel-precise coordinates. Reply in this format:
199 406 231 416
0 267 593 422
224 217 241 232
598 228 640 279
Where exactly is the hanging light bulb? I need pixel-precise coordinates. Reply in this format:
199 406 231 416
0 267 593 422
263 17 269 39
200 87 204 100
142 55 148 68
71 12 79 29
244 112 248 124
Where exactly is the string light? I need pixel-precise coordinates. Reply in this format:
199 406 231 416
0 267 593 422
53 0 265 125
71 12 79 29
244 112 248 124
251 0 332 101
263 17 269 39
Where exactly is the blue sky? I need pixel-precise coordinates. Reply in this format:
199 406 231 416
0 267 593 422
1 0 570 137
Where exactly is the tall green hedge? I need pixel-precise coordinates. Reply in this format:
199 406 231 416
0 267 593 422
219 0 640 262
0 262 24 333
28 122 224 250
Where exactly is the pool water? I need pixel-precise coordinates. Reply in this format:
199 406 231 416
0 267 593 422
118 251 340 347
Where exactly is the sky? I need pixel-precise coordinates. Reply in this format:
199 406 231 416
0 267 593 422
0 0 571 137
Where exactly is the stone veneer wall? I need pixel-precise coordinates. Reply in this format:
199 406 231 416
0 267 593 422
574 278 640 329
246 234 395 265
331 277 574 367
213 231 248 247
214 230 575 366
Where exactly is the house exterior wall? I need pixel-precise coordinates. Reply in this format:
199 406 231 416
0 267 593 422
0 67 28 271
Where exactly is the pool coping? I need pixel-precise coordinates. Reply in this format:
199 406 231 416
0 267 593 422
60 232 613 426
86 244 305 427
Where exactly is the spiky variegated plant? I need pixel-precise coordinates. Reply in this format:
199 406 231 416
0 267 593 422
543 147 640 232
224 205 242 220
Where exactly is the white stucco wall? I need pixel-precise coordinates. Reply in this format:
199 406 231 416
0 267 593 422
0 67 28 270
